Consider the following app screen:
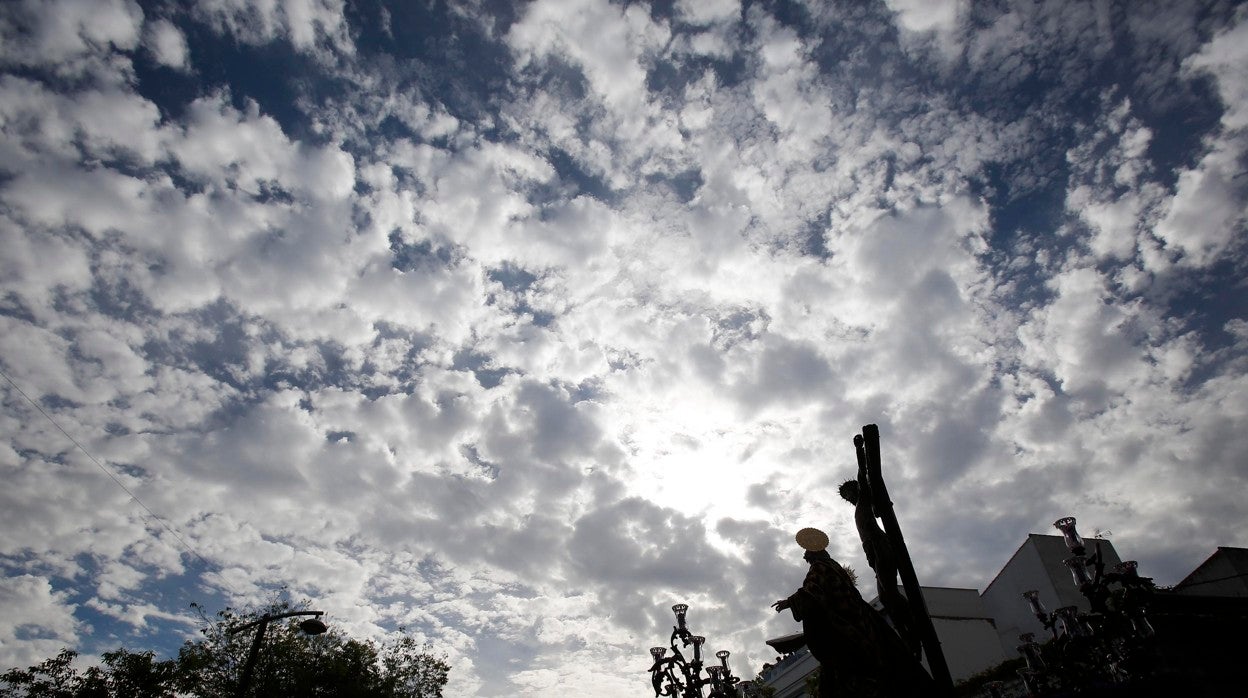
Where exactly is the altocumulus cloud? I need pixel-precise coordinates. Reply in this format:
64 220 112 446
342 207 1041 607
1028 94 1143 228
1 0 1247 695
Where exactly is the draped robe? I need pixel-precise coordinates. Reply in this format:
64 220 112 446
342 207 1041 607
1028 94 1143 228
783 551 934 697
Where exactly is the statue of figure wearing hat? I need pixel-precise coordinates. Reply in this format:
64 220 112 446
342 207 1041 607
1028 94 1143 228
839 457 921 656
772 528 933 698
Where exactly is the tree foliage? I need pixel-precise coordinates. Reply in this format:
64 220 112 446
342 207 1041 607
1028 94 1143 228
802 667 820 697
1 601 449 698
0 648 177 698
953 655 1025 697
744 669 778 698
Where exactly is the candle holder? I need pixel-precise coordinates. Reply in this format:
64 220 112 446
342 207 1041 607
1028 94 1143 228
672 604 689 630
648 603 740 698
1016 516 1159 695
1053 517 1085 554
1064 555 1093 588
1017 633 1046 671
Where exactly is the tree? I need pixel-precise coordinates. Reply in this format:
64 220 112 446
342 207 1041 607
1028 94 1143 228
802 667 820 697
745 668 778 698
1 649 99 698
95 649 178 698
1 601 449 698
0 648 175 698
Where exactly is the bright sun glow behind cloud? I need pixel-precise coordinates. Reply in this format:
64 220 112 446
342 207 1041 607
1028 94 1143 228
1 1 1246 696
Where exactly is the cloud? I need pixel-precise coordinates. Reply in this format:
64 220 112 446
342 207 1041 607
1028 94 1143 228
171 95 356 200
1 2 1247 695
885 0 966 61
1064 96 1165 264
1185 11 1248 131
0 76 166 167
1155 140 1246 267
0 0 143 76
192 0 354 57
674 0 740 27
508 0 667 116
0 576 81 668
963 1 1113 92
1018 265 1157 407
143 18 189 70
1150 11 1248 268
0 216 92 321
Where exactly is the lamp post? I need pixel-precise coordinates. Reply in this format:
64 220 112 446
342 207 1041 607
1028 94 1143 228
228 610 328 697
648 603 740 697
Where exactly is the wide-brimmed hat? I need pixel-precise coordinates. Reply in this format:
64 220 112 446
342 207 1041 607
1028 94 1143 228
795 527 829 552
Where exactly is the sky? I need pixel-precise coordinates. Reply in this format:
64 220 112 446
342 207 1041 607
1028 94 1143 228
1 0 1246 694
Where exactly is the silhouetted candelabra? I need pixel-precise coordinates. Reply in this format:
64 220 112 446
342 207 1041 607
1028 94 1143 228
1015 516 1157 694
648 603 740 698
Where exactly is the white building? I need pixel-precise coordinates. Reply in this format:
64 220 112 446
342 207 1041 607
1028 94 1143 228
1173 547 1248 597
978 534 1122 658
756 647 818 698
870 586 1008 682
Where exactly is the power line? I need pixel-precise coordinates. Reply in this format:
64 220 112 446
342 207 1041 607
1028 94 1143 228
0 364 242 599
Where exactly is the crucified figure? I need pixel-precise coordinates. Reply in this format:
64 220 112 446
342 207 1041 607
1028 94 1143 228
839 461 921 657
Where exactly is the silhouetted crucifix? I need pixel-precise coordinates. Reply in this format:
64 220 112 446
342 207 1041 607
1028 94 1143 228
839 447 921 657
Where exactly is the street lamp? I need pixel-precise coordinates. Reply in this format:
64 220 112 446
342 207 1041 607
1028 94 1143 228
228 610 328 697
647 603 740 697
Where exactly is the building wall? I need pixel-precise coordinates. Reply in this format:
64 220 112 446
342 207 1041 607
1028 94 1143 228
1174 547 1248 597
758 649 817 698
884 587 1008 683
931 616 1008 682
920 586 997 618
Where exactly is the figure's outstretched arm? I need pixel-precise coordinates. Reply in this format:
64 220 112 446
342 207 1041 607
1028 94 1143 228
774 588 815 623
